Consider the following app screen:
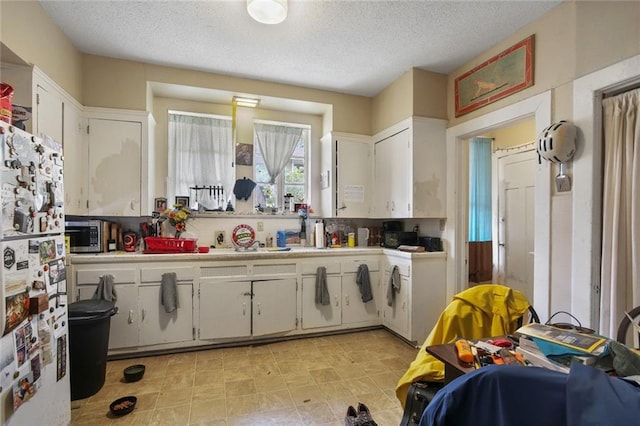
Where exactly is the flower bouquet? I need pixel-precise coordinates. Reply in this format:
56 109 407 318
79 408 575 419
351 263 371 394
162 204 192 237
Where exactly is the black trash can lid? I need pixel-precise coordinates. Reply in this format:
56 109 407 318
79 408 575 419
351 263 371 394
68 299 116 319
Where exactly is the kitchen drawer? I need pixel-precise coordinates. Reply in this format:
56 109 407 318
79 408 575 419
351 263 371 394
140 267 195 283
76 269 137 285
341 259 379 273
253 263 296 275
300 263 341 275
201 265 249 278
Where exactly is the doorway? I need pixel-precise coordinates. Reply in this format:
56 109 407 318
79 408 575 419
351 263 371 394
444 91 552 317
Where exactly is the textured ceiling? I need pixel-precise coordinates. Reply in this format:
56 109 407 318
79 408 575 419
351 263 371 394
38 0 563 98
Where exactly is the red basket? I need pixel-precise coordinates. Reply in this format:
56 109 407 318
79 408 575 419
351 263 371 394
144 237 197 254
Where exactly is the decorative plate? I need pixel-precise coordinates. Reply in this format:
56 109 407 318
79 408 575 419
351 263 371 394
231 224 256 248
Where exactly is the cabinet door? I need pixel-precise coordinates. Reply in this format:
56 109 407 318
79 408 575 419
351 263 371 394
35 84 63 142
139 284 193 346
336 137 371 217
373 137 392 217
387 129 411 218
382 270 410 336
77 284 139 349
63 101 87 215
252 278 297 336
342 271 380 325
199 280 251 340
87 118 141 216
301 276 341 329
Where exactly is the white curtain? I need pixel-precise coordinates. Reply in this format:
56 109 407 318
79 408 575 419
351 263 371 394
600 88 640 338
254 122 303 183
168 113 233 210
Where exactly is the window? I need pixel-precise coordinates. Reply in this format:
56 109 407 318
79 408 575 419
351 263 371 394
253 121 308 209
167 111 233 210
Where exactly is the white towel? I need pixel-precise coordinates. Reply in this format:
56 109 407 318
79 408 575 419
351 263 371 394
387 265 401 307
315 266 330 306
161 272 179 313
93 274 117 302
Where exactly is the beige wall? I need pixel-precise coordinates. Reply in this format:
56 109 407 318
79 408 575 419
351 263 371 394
484 120 536 150
371 68 447 134
1 1 83 101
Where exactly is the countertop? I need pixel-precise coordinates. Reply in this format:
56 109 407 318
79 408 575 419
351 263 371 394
68 246 447 264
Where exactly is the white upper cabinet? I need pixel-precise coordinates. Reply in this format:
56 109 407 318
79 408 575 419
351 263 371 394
84 108 154 216
320 132 372 218
373 117 447 218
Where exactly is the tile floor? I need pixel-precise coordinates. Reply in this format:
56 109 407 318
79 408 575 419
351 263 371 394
70 329 419 425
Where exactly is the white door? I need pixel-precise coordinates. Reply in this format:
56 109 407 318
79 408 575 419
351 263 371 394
301 276 341 329
496 149 536 302
252 278 297 336
87 118 141 216
199 280 251 340
139 284 193 345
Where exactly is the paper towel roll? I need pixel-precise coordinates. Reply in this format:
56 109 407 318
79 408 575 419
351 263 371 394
315 222 324 248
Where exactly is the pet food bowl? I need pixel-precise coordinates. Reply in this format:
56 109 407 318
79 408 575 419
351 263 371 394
123 364 145 382
109 395 137 416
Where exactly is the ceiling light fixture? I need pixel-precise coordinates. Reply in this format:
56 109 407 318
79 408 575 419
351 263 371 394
232 96 260 108
247 0 287 25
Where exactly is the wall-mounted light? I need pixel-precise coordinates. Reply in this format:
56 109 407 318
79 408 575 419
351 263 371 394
247 0 287 25
232 96 260 108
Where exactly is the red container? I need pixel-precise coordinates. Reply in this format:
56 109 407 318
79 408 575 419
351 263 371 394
0 83 14 124
143 237 197 254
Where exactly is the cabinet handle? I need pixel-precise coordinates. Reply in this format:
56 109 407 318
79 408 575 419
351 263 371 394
257 302 261 315
345 295 350 306
335 295 339 307
402 301 406 311
242 302 246 316
128 310 133 324
391 201 395 211
142 309 146 321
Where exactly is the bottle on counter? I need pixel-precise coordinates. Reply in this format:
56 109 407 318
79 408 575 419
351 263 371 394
276 230 286 247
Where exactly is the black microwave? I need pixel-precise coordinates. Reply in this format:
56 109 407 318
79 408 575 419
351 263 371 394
65 220 103 253
382 231 418 249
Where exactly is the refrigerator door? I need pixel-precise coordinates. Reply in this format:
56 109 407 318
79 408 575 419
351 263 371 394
1 122 64 239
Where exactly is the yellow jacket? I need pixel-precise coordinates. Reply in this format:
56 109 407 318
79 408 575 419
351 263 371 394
395 284 531 406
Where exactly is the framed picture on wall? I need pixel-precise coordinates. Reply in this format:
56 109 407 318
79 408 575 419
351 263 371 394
175 196 190 208
154 197 167 213
236 143 253 166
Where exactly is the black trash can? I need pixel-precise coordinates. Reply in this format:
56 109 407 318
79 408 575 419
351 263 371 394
68 299 117 400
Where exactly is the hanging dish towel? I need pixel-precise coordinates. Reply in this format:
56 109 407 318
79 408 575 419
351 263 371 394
92 274 117 302
356 264 373 303
161 272 179 313
315 266 330 306
387 265 401 306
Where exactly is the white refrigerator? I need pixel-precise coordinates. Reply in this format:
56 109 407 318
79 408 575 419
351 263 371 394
0 121 70 425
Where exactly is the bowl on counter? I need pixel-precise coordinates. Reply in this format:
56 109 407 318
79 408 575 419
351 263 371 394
197 246 210 253
109 395 137 416
123 364 145 382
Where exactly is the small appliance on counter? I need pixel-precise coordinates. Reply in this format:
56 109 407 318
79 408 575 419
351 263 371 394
382 231 418 249
419 236 443 252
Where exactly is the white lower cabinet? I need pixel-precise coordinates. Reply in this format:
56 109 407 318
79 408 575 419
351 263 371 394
75 267 194 349
341 258 381 326
75 268 139 349
382 252 447 344
138 267 194 346
301 263 342 329
199 278 297 340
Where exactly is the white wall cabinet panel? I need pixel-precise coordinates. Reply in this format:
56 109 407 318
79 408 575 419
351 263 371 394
84 108 154 216
321 132 372 218
63 100 87 214
373 117 447 218
36 84 63 143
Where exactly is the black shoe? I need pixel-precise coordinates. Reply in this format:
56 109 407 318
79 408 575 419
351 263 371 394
345 405 358 426
356 403 378 426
